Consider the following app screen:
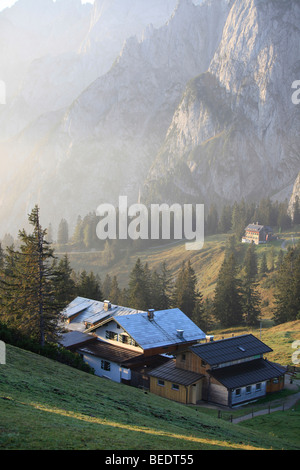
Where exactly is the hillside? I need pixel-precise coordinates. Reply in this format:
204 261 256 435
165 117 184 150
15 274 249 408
61 227 300 307
0 344 298 450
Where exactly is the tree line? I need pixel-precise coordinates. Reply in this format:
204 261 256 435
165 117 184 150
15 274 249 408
22 196 295 254
0 206 298 351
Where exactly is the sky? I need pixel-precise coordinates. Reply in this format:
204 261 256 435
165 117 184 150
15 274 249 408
0 0 94 12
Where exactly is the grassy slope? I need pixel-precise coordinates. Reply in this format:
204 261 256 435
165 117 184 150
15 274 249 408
0 345 299 450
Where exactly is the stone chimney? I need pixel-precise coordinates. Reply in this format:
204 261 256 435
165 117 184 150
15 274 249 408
103 300 112 311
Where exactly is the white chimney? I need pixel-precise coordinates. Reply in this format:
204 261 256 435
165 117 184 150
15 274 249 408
177 329 184 339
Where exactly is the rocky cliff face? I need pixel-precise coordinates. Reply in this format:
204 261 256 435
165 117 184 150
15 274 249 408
144 0 300 207
0 0 299 238
0 0 230 235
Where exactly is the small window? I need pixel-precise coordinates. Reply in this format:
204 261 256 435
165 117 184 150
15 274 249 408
246 386 251 394
256 383 262 391
201 360 207 367
157 379 165 387
121 335 130 344
106 330 117 341
235 388 241 397
172 384 180 391
101 360 111 371
181 353 186 361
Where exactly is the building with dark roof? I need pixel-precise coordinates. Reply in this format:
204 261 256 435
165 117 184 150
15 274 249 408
148 334 286 407
242 223 274 245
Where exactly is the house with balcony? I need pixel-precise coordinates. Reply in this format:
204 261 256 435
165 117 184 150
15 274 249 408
242 223 274 245
60 297 206 388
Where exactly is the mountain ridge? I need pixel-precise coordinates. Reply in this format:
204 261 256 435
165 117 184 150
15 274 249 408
0 0 299 237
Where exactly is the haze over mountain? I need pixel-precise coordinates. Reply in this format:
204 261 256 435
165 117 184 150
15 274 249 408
0 0 299 237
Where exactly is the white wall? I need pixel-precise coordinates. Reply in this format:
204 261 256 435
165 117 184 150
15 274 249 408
81 352 132 383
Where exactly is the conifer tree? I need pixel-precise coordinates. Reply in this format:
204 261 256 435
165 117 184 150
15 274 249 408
172 260 203 320
241 245 261 327
244 242 258 279
293 196 300 225
0 206 63 345
259 252 268 274
57 218 69 245
128 258 150 310
109 276 121 304
54 254 76 307
213 253 243 327
273 247 300 324
77 271 103 301
160 261 172 310
0 242 4 270
150 269 163 310
102 274 112 300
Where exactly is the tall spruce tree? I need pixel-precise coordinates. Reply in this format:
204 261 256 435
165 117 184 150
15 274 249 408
57 218 69 245
77 271 103 301
128 258 150 310
160 261 172 310
109 276 121 304
172 260 203 320
54 254 76 307
273 247 300 324
241 244 261 327
213 253 243 327
0 206 63 345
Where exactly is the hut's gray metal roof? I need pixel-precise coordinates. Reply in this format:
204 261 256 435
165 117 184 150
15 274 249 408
63 297 144 327
148 360 203 386
190 334 272 366
63 298 206 349
110 308 206 350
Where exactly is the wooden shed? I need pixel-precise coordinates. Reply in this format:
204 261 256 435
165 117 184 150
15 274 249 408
148 360 203 405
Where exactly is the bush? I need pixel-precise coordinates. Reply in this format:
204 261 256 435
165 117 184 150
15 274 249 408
0 322 94 374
